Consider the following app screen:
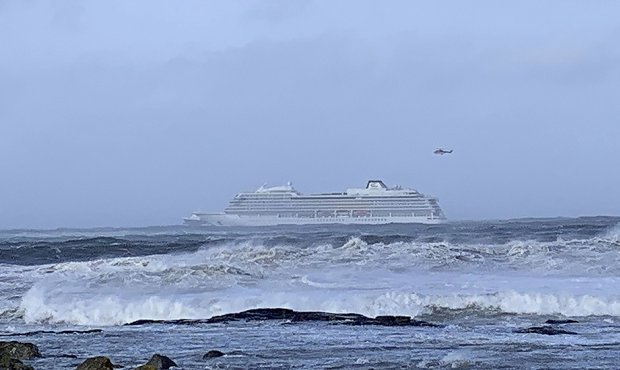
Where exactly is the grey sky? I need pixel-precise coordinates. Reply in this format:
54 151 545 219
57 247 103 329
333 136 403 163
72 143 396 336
1 1 619 228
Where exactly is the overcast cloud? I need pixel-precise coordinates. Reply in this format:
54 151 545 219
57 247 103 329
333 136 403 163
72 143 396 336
1 1 619 228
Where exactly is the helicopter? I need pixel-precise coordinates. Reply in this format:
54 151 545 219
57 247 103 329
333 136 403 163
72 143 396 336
433 148 453 155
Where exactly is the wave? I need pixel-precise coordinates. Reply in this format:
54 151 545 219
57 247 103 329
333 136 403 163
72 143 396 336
4 220 620 327
15 242 620 327
2 218 619 267
0 235 226 266
0 307 24 322
19 284 620 326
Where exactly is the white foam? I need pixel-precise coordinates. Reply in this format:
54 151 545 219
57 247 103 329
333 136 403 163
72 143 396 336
21 284 202 326
440 351 474 368
603 223 620 243
374 290 620 317
10 232 620 326
19 272 620 326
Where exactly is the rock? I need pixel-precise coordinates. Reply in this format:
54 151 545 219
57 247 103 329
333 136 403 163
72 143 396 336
370 315 438 327
206 308 441 327
545 319 579 324
0 342 41 360
203 350 225 359
58 354 79 359
75 356 116 370
375 316 412 325
76 356 115 370
0 329 103 337
124 319 165 326
515 326 577 335
0 353 34 370
134 366 155 370
206 308 298 323
135 354 177 370
125 319 202 326
124 308 441 328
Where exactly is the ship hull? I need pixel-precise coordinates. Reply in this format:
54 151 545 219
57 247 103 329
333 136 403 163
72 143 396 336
184 213 446 226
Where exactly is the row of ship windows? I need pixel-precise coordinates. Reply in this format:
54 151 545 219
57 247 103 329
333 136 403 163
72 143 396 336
314 218 389 222
230 211 436 217
228 211 438 215
227 206 435 210
229 202 428 206
236 196 424 200
234 194 423 197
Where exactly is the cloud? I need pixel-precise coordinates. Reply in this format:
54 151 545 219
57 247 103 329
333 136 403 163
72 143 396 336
244 0 312 23
1 0 620 227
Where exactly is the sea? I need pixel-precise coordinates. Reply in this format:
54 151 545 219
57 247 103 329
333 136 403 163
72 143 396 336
1 217 619 369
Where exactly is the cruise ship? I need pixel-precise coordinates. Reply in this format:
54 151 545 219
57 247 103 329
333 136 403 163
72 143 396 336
184 180 446 226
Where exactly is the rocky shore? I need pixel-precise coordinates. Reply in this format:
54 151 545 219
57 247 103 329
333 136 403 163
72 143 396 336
1 309 581 369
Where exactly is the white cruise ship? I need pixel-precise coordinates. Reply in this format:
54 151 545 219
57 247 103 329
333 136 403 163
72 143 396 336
184 180 446 226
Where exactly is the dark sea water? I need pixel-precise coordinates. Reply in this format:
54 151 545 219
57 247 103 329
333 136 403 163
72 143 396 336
1 217 619 369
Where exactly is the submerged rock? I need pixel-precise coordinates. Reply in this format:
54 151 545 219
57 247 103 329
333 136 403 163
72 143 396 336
367 315 438 327
544 319 579 324
125 319 203 326
203 350 225 359
57 354 79 359
135 354 177 370
515 326 577 335
75 356 115 370
0 329 103 338
0 342 41 360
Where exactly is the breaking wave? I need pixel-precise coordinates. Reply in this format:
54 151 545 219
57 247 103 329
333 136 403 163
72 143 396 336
19 285 620 326
14 237 620 325
3 219 620 326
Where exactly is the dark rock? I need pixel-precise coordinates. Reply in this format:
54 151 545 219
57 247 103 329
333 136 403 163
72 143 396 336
0 329 103 337
0 353 34 370
124 308 441 327
135 354 177 370
0 341 41 360
59 354 79 359
124 319 164 326
206 308 298 323
375 315 411 325
291 311 374 324
203 350 225 359
206 308 441 327
76 356 115 370
125 319 207 326
371 315 439 327
515 326 577 335
545 319 579 324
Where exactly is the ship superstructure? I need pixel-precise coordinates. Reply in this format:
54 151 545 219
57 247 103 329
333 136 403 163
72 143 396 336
184 180 446 226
